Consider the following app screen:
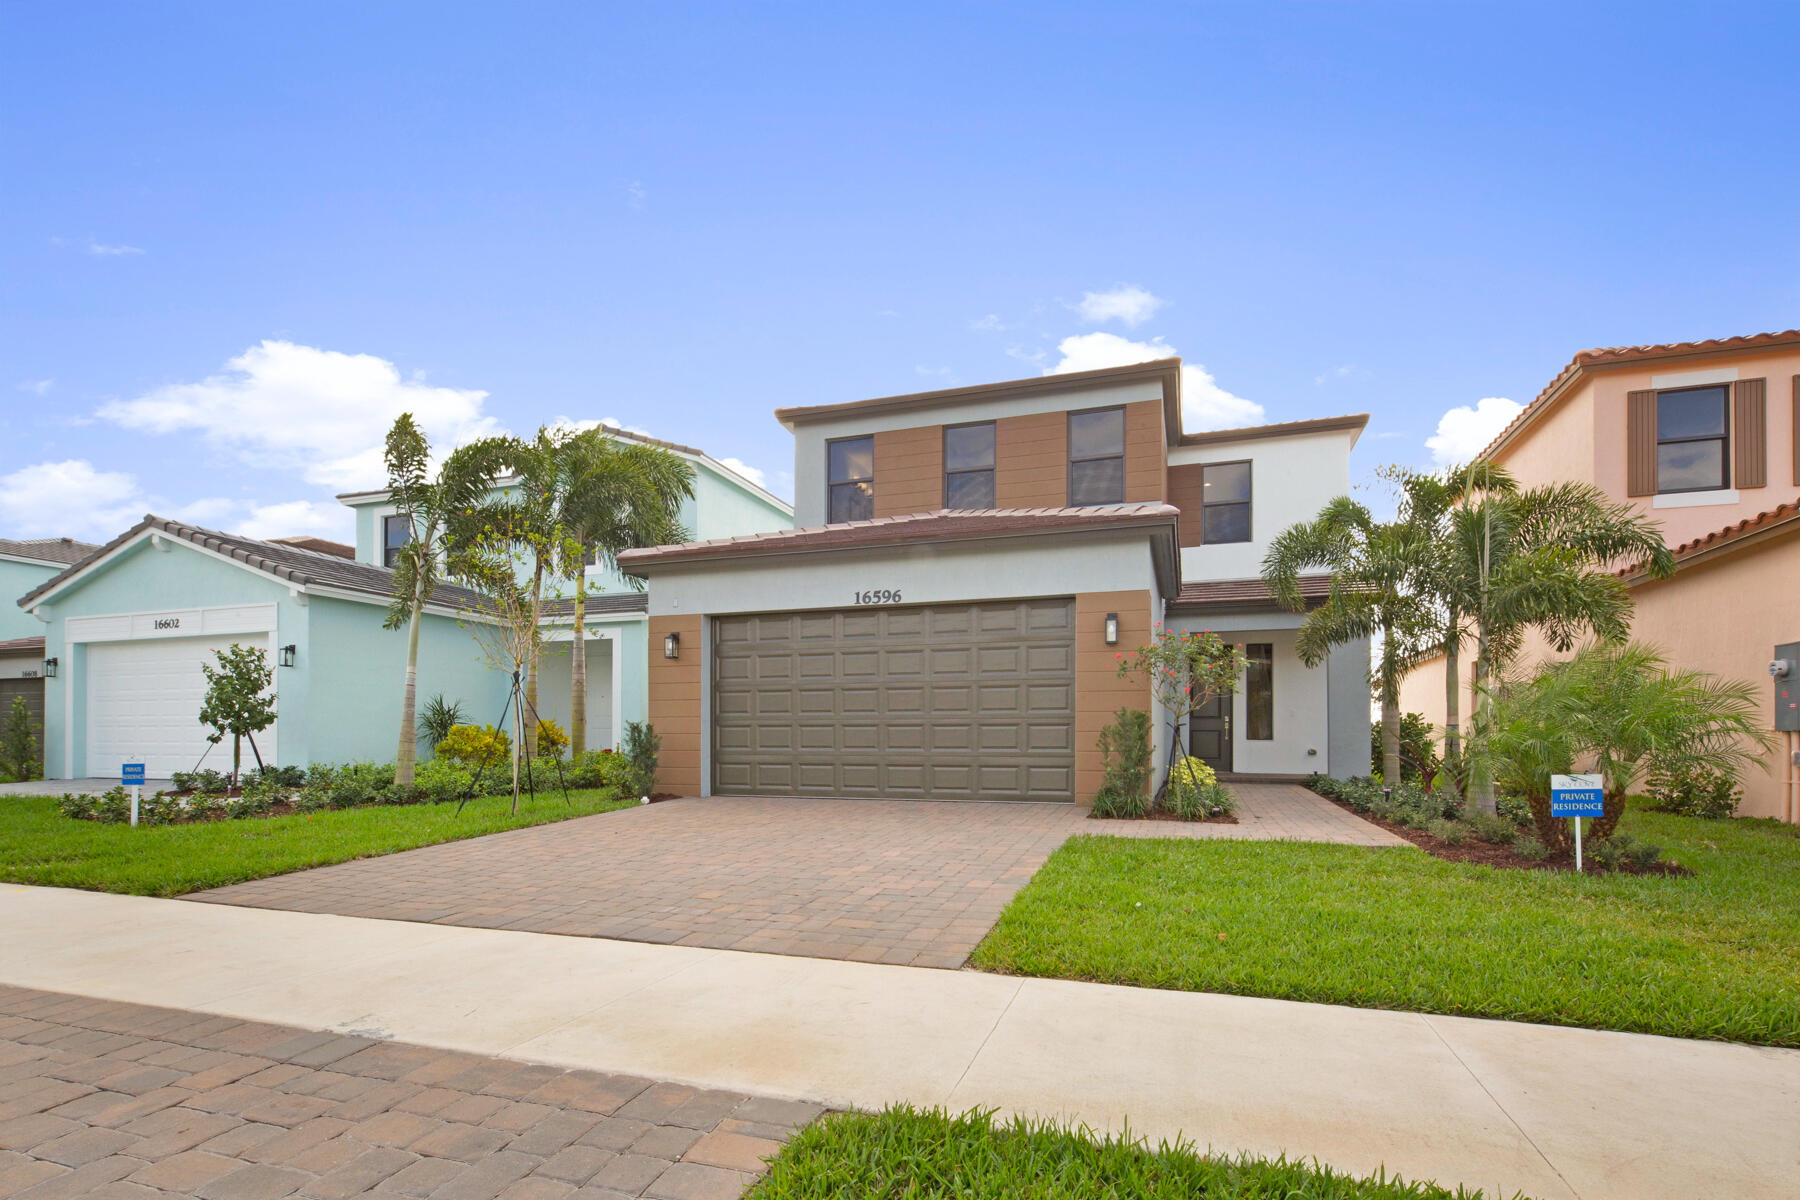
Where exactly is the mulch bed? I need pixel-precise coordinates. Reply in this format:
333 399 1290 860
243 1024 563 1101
1316 792 1692 876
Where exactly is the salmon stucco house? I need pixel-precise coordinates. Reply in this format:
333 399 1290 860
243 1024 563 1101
619 359 1372 804
1400 329 1800 824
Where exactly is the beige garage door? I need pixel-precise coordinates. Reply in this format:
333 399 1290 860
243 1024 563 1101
713 599 1075 801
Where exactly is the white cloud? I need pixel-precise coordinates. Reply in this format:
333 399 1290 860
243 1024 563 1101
87 240 144 257
715 457 768 490
626 181 646 211
1314 364 1358 385
234 500 352 541
99 340 499 491
1074 284 1164 327
16 379 53 395
970 314 1012 333
1047 331 1264 431
0 460 145 539
1426 396 1524 465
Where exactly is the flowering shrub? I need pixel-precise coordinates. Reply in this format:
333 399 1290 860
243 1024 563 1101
435 723 512 768
536 718 570 760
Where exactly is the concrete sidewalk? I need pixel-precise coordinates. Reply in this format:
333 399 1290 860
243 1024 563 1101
2 885 1795 1200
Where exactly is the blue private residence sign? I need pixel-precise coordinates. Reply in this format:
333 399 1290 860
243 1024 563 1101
1551 773 1605 870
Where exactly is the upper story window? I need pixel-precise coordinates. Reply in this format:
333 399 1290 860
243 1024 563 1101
943 422 996 509
827 435 875 523
1656 385 1729 493
1068 407 1126 506
1200 461 1252 543
382 514 410 567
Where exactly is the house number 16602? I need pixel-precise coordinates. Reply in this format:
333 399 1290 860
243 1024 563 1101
853 589 901 605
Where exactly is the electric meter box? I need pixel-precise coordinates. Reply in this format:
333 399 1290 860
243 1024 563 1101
1776 642 1800 732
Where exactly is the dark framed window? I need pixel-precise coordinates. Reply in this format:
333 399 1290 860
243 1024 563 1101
827 435 875 523
1068 406 1126 506
1656 385 1730 493
382 514 410 568
943 422 996 509
1200 460 1252 543
1245 643 1273 740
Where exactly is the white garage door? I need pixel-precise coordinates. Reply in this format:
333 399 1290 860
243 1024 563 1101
85 635 272 777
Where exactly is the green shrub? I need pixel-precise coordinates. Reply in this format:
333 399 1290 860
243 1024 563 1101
1588 832 1665 872
1090 786 1150 819
59 786 182 825
622 721 661 797
172 768 231 795
1094 708 1151 812
1164 756 1216 819
1464 810 1517 846
1496 793 1532 827
435 724 512 769
1646 760 1743 819
0 696 40 782
253 764 306 788
297 761 398 809
536 718 569 760
1312 775 1463 828
1514 834 1549 861
559 749 625 790
1425 817 1467 845
1372 712 1439 782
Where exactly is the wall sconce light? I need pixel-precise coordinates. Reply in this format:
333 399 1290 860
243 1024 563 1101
42 657 57 679
1103 613 1119 646
279 644 298 668
663 631 681 659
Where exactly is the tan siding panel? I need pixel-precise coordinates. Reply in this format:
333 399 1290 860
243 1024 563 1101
872 425 943 517
1166 463 1206 547
647 614 703 795
1626 389 1657 497
1734 378 1767 489
1124 400 1166 502
996 412 1067 508
1073 590 1154 806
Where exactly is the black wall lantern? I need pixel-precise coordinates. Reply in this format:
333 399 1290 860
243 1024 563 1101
663 631 681 659
1103 613 1119 646
279 644 297 668
42 657 57 679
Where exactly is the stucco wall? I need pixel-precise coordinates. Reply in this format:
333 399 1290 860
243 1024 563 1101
692 462 793 540
1168 429 1357 582
1 559 61 640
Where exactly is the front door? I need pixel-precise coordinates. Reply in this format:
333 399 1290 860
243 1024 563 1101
1188 688 1232 772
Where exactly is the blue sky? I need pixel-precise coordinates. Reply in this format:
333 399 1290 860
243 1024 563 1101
4 1 1798 542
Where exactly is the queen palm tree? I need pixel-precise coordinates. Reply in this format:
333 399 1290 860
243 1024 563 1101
559 433 694 756
381 415 508 787
1264 497 1439 782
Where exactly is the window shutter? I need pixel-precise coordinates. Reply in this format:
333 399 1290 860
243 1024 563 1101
1733 378 1766 488
1626 389 1657 496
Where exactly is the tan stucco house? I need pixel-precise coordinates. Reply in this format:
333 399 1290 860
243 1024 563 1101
1400 329 1800 823
619 359 1372 804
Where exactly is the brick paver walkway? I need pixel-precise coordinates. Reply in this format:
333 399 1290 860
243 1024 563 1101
0 984 820 1200
192 786 1401 969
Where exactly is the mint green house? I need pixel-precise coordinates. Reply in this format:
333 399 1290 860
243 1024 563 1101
1 538 95 642
15 428 790 780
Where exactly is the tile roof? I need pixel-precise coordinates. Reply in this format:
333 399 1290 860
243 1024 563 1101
539 592 649 618
0 537 100 566
1169 574 1335 611
268 535 354 560
0 636 45 656
772 359 1183 429
16 515 493 612
1619 497 1800 579
1177 414 1368 448
1481 329 1800 461
618 504 1181 570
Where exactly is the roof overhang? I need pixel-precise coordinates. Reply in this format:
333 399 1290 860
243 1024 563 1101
1176 414 1368 451
1619 499 1800 585
774 359 1185 445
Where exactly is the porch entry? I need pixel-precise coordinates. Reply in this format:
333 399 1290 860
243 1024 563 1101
1188 686 1232 772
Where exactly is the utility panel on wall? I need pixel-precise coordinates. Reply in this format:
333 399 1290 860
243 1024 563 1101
1774 642 1800 732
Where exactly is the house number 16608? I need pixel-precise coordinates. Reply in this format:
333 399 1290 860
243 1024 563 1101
853 589 901 605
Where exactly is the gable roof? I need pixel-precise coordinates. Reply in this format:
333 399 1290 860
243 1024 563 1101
269 535 354 560
17 515 492 613
0 537 99 567
0 636 45 656
773 359 1186 442
1482 328 1800 462
1618 496 1800 582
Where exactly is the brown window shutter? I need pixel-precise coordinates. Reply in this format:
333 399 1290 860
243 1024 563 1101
1733 378 1766 488
1792 375 1800 485
1626 389 1657 496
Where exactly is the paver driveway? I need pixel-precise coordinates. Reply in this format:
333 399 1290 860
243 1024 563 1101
191 788 1402 969
0 984 820 1199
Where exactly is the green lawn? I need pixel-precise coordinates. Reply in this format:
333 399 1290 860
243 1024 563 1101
972 803 1800 1046
748 1106 1514 1199
0 790 637 896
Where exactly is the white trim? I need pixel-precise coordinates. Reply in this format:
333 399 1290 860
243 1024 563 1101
26 528 280 608
65 602 279 645
0 551 77 569
1653 488 1740 509
1651 367 1738 389
62 636 73 779
610 628 624 750
1166 425 1357 466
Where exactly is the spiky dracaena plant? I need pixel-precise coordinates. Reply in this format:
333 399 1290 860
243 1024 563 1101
382 414 509 787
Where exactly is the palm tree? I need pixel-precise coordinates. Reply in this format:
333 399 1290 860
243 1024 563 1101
1264 497 1438 782
559 433 694 757
381 415 508 787
1486 642 1773 850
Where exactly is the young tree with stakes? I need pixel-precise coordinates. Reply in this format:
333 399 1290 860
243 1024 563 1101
198 643 277 783
1114 625 1246 802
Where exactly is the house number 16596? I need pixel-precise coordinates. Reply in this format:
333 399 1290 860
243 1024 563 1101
853 589 901 605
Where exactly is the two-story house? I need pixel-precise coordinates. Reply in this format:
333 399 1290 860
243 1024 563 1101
0 537 97 771
619 359 1371 804
17 426 789 779
1399 328 1800 823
